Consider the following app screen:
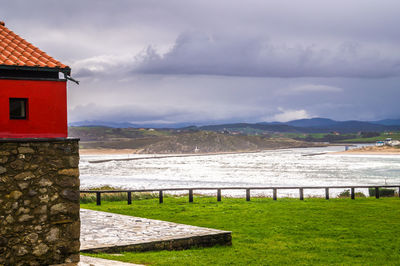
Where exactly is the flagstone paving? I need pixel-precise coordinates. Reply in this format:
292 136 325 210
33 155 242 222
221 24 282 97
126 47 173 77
80 209 231 253
52 255 143 266
79 255 143 266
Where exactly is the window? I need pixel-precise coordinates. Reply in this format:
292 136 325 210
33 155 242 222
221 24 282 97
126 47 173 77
9 98 28 119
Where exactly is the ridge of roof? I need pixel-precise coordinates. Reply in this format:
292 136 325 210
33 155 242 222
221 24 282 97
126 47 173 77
0 21 69 71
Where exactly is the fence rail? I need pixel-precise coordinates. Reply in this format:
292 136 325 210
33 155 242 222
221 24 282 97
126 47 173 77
80 185 400 206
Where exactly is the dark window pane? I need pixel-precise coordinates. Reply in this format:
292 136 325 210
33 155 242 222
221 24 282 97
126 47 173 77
9 98 27 119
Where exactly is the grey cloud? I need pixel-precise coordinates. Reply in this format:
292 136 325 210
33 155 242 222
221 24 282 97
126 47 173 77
3 0 400 67
67 73 400 124
73 68 96 78
69 103 187 123
68 102 269 125
3 0 400 124
280 84 343 95
134 32 400 78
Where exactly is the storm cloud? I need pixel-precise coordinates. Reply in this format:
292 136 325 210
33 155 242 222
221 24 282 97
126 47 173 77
135 32 400 78
1 0 400 124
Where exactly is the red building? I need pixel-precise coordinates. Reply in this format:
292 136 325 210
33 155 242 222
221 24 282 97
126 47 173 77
0 21 74 138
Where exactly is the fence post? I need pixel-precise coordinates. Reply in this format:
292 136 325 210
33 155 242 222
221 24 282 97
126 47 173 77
398 187 400 198
189 189 193 203
159 190 163 204
325 188 329 200
273 188 277 200
217 189 221 202
96 192 101 206
351 188 355 200
299 188 304 200
127 191 132 205
246 189 250 201
375 187 380 199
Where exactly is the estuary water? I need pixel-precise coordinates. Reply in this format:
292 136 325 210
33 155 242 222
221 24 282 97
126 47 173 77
79 145 400 198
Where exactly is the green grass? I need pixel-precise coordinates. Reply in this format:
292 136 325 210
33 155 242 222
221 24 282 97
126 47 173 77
282 133 327 139
280 132 400 144
80 191 158 204
81 197 400 265
337 132 400 143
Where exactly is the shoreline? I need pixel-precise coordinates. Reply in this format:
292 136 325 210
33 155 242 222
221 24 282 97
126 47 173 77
80 148 263 156
79 148 141 155
85 150 272 163
335 146 400 155
79 145 400 156
79 145 324 156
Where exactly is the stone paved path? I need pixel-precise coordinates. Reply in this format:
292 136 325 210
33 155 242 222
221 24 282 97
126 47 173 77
79 255 143 266
52 255 142 266
80 209 231 253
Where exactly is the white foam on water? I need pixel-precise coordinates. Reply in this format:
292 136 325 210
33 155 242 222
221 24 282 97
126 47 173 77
79 145 400 197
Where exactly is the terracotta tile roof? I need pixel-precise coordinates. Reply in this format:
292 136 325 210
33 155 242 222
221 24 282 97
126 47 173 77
0 21 69 70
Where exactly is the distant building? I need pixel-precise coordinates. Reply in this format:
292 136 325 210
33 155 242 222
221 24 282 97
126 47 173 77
385 138 392 145
376 138 400 146
0 21 76 138
0 21 80 265
390 140 400 146
376 141 384 146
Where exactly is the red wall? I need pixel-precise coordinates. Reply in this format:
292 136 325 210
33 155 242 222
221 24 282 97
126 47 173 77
0 79 68 138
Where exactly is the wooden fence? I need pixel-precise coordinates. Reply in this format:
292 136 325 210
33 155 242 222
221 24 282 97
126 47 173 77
80 185 400 206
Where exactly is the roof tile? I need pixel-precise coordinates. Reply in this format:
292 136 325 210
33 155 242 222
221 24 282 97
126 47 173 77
0 22 69 69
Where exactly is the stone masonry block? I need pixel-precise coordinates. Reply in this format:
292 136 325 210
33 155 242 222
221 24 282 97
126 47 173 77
0 139 80 265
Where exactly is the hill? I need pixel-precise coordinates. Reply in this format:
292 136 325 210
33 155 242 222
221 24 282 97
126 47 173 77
140 131 319 154
69 117 400 133
69 127 321 153
372 119 400 126
200 119 400 134
275 118 339 128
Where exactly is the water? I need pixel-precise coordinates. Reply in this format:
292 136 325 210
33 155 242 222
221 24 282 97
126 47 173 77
79 145 400 198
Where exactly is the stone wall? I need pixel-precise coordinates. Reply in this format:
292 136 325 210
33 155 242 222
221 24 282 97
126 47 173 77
0 138 80 265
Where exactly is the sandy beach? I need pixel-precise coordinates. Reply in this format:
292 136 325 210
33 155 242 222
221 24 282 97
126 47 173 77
79 148 265 157
336 145 400 155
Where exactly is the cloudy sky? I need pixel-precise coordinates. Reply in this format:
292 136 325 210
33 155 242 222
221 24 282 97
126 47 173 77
2 0 400 125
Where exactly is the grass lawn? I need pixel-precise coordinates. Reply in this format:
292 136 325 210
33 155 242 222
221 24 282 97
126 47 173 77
81 197 400 265
336 132 400 143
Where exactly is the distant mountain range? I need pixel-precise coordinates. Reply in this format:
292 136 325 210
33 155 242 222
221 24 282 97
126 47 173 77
69 118 400 134
201 118 400 134
371 119 400 126
279 118 400 128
